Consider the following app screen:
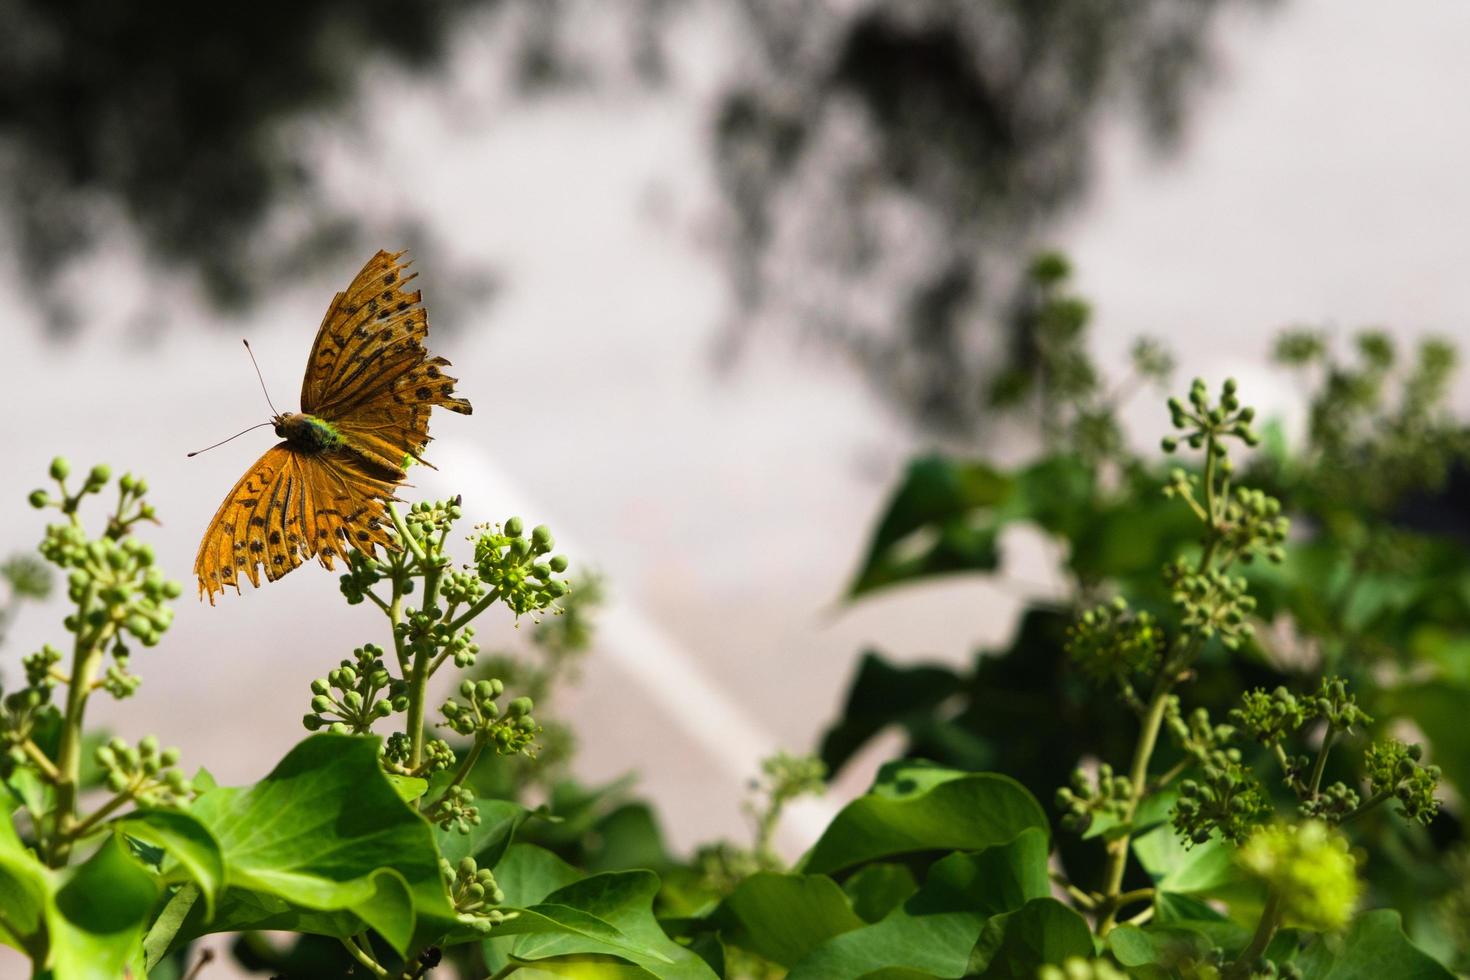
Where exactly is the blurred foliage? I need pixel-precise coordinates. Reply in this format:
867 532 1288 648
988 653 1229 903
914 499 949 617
715 0 1276 434
0 0 500 322
0 0 678 329
4 0 1272 404
820 257 1470 970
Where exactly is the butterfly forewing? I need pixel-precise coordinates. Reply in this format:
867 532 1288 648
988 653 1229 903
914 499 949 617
197 249 472 602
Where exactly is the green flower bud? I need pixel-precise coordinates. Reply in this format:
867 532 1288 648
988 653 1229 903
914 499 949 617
531 525 554 552
28 489 48 509
504 517 524 537
87 464 111 487
50 457 71 480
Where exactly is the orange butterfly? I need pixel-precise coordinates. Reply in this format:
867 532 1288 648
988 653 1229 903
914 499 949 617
195 250 472 603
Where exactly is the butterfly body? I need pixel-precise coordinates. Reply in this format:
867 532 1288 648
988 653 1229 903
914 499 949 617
274 413 346 454
196 250 471 603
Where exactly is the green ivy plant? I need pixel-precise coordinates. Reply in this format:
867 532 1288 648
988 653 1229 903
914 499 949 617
2 253 1465 978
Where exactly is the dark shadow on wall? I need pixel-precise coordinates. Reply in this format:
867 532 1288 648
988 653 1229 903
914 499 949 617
3 0 1273 388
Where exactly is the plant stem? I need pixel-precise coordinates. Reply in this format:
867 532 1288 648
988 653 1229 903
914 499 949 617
1307 727 1337 798
487 963 522 980
64 790 135 843
1097 673 1174 934
431 736 486 806
1224 891 1283 979
445 588 502 636
50 584 107 866
340 934 390 978
404 535 447 773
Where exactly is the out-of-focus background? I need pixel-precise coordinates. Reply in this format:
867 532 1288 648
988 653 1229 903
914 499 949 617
2 0 1468 915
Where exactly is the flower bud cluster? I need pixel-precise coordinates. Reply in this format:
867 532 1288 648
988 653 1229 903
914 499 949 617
759 752 827 806
1065 597 1164 683
302 644 408 734
429 785 480 834
439 855 515 932
384 734 457 776
0 687 51 762
1163 561 1256 650
33 462 180 657
1165 700 1236 764
1237 821 1360 932
1173 746 1269 846
22 645 62 697
1364 739 1442 826
338 549 388 605
473 518 570 618
1160 378 1260 455
1231 687 1311 747
1055 763 1133 834
440 679 539 756
1220 487 1289 565
405 497 464 538
395 611 479 671
95 735 192 807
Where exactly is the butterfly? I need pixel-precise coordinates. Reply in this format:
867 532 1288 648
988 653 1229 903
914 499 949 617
195 250 471 603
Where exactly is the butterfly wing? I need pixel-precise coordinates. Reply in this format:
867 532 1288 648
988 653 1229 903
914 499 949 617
195 444 399 604
198 249 471 602
300 250 470 472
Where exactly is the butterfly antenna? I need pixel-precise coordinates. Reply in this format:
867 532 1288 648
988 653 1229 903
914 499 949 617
242 339 281 417
187 422 274 458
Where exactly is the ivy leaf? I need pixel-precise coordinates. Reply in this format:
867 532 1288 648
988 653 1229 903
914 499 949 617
178 734 453 958
434 797 530 869
819 652 966 775
48 835 156 980
1293 909 1454 979
846 456 1015 597
0 812 51 960
786 830 1053 979
111 809 223 919
842 863 919 923
500 870 718 979
968 898 1093 975
800 762 1047 875
716 872 866 967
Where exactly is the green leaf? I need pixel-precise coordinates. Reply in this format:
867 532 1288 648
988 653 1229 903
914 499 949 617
1133 825 1243 896
842 863 919 923
819 655 966 776
0 816 50 957
48 835 156 980
1293 909 1454 979
801 763 1047 875
968 898 1094 975
719 872 866 966
112 809 223 918
435 797 530 869
787 831 1051 980
385 773 428 803
847 456 1015 597
142 884 199 970
504 870 718 979
181 734 453 957
585 802 672 874
482 843 586 973
1107 922 1221 967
